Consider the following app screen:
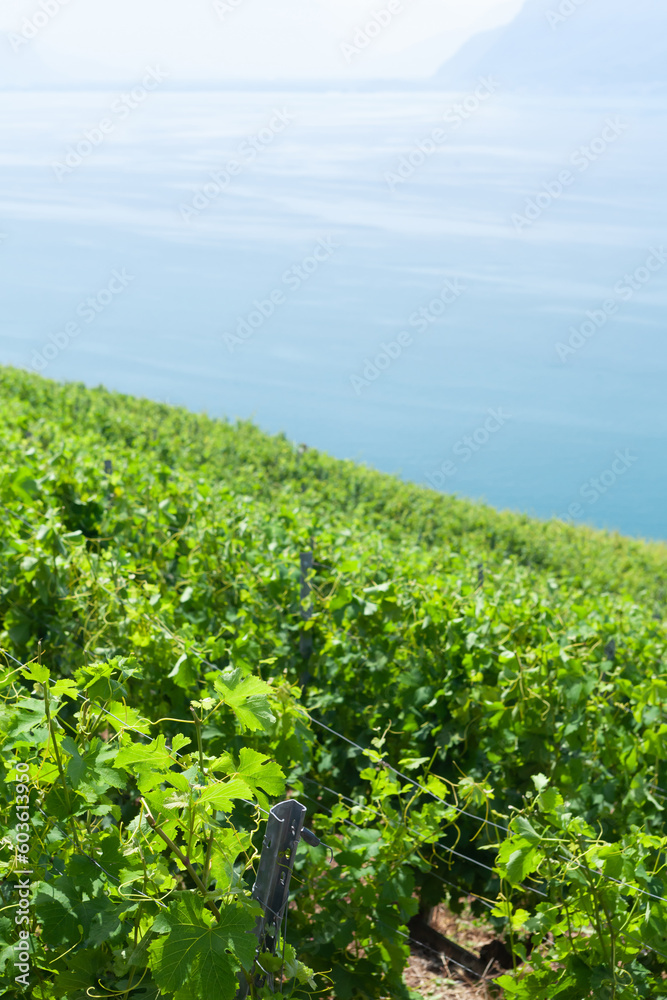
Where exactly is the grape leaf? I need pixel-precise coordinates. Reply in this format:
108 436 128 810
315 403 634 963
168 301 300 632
149 895 256 999
213 669 276 732
197 777 254 810
212 748 284 798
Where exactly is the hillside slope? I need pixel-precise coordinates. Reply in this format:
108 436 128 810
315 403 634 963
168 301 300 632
1 367 667 998
1 367 664 608
437 0 667 92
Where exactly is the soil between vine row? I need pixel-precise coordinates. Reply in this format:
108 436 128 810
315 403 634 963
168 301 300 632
405 905 501 1000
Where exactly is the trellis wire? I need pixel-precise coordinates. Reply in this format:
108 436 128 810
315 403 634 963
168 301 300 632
2 643 667 969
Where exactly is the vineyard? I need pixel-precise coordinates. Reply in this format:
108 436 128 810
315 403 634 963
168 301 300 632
1 365 666 999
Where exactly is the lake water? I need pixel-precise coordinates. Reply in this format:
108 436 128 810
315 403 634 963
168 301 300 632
0 88 665 540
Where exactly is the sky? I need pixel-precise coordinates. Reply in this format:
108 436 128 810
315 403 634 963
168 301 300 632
1 0 525 84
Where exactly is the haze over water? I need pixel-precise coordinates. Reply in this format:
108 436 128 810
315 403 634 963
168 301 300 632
0 87 665 540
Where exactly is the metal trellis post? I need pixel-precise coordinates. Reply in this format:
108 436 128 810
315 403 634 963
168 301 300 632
237 799 308 998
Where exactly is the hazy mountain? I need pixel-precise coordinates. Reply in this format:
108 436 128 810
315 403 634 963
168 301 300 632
437 0 667 92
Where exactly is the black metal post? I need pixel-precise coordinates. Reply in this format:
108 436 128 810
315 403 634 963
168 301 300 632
237 799 307 997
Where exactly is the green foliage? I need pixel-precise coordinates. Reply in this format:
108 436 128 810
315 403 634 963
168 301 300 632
149 896 258 997
0 366 666 998
0 656 315 998
493 775 667 998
